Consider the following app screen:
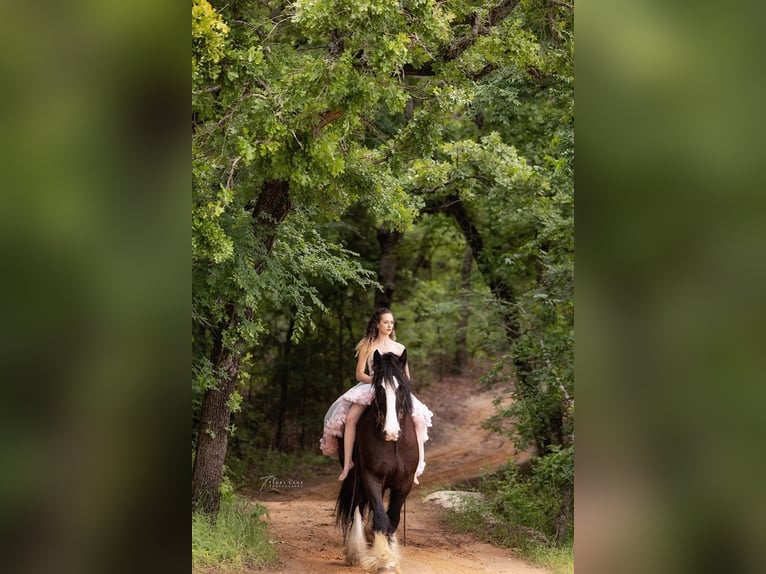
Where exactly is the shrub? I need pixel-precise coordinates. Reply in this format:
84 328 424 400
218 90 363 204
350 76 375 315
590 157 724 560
192 495 277 571
446 446 574 550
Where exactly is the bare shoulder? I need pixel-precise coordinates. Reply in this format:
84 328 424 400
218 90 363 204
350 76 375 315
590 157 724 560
372 341 406 356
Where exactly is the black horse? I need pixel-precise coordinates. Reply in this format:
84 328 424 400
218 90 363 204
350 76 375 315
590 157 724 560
335 350 419 572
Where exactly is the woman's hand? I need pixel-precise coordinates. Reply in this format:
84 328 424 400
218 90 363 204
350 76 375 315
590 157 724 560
356 352 372 384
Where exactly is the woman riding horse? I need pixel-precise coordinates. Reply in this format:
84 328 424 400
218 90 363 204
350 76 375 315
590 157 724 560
335 349 419 571
319 307 433 484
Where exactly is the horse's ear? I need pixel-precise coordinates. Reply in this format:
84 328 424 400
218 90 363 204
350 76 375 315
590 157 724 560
373 349 382 365
399 348 407 366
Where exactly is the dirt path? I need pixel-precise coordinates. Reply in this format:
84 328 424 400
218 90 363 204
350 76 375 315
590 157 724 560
247 372 547 574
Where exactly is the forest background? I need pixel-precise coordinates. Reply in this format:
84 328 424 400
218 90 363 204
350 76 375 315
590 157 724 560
192 0 574 554
2 1 764 574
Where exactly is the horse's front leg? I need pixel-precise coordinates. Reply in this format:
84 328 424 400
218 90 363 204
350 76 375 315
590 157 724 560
364 475 391 535
386 486 412 535
358 475 400 574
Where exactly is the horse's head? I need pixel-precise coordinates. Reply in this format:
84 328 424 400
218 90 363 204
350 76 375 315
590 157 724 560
371 350 413 442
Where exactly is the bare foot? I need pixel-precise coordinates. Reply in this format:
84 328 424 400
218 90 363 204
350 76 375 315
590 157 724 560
414 460 425 485
338 461 354 481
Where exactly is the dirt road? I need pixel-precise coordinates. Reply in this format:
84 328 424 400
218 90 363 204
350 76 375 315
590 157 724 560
247 371 548 574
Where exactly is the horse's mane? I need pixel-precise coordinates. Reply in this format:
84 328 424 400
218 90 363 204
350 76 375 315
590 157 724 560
371 350 413 417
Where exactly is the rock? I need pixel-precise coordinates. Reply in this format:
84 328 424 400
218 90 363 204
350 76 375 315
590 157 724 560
423 490 484 510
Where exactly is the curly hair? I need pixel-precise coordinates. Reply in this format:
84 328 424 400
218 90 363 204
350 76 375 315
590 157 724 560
354 307 396 363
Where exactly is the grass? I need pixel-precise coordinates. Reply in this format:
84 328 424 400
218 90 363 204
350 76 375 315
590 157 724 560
191 450 334 571
443 496 573 574
192 494 278 572
523 542 574 574
438 451 574 573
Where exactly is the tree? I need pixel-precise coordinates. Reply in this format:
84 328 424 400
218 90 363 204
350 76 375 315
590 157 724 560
406 0 574 457
191 0 573 516
192 0 424 512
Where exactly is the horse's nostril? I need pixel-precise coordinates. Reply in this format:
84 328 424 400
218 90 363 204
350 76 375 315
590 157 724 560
385 431 399 441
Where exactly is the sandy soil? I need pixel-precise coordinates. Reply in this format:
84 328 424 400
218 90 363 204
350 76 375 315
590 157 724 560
240 371 547 573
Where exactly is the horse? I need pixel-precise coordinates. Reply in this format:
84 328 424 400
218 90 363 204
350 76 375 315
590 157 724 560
335 349 419 573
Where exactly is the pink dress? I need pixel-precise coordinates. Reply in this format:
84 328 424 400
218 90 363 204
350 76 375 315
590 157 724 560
319 355 434 456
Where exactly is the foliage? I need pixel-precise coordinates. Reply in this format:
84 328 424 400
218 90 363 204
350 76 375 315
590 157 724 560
523 542 574 574
394 0 575 456
192 0 447 445
226 447 334 489
192 494 277 570
393 215 508 380
192 0 230 86
478 130 574 453
445 446 574 548
191 0 574 541
224 238 379 455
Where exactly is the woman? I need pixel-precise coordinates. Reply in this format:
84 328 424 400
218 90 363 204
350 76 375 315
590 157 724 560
320 307 433 484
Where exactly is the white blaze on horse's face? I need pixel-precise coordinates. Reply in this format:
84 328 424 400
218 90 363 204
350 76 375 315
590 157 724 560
382 377 400 442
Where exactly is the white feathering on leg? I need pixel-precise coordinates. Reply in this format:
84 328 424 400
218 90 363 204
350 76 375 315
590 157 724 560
359 532 400 573
388 534 401 574
344 506 366 566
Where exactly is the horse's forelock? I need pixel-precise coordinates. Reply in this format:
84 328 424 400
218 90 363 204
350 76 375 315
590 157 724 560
372 353 413 422
372 354 408 391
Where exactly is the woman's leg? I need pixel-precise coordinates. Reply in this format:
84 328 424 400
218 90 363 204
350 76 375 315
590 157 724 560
413 416 427 485
339 403 364 480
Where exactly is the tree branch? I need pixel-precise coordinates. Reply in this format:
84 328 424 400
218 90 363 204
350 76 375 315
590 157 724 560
468 64 497 81
226 156 243 189
403 0 522 77
192 85 221 95
419 175 494 198
252 180 292 273
419 189 519 336
313 110 344 137
442 0 522 61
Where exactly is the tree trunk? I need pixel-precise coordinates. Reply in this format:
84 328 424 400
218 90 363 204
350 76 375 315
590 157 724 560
436 194 566 453
375 226 402 309
191 310 241 513
192 180 291 514
441 194 518 334
274 318 294 451
453 246 472 374
554 484 573 542
252 180 291 272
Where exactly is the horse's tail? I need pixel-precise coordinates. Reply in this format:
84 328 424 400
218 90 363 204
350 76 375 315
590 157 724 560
335 464 367 533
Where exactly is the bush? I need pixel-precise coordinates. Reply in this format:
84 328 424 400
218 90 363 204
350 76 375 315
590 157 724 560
192 494 277 571
446 446 574 552
225 447 334 489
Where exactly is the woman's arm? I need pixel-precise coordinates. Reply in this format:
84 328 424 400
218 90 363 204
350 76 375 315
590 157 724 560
356 352 372 384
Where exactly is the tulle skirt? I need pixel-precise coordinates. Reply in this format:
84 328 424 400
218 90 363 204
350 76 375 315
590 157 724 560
319 381 434 456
